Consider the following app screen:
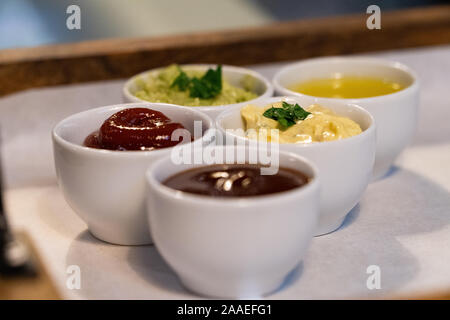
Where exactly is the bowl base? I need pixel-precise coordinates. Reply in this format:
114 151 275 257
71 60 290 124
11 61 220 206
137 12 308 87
178 273 286 299
372 164 394 182
314 215 346 236
88 225 153 246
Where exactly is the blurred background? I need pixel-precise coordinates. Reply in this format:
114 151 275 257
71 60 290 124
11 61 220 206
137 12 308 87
0 0 447 50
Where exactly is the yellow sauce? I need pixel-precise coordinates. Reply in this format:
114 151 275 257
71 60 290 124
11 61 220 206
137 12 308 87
289 76 406 99
241 102 362 144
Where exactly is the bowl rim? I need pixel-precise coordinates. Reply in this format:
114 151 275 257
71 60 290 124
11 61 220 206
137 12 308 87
123 63 274 110
272 56 420 103
52 102 214 157
215 96 376 149
146 146 320 205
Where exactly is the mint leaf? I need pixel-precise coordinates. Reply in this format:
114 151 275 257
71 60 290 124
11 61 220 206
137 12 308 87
190 65 222 99
278 117 295 129
171 68 190 91
202 65 222 93
292 104 311 120
263 102 311 129
189 77 211 99
170 65 222 99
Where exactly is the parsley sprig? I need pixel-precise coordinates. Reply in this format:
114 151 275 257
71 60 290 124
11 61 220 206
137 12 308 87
263 102 311 130
171 65 222 99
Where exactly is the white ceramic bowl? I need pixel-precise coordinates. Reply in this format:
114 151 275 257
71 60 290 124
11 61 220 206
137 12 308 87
123 64 274 119
216 96 376 235
273 57 419 180
146 146 320 298
52 102 213 245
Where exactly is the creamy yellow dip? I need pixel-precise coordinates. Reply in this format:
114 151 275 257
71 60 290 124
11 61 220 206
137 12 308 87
241 102 362 144
133 65 258 106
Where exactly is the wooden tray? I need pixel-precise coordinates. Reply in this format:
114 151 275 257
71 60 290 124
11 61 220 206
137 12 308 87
0 5 449 97
0 232 60 300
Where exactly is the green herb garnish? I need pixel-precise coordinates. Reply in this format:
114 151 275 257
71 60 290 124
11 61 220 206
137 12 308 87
263 102 311 129
171 65 222 99
171 67 190 91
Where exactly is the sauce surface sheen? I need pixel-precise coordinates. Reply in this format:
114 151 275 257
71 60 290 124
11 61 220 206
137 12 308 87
84 107 186 151
163 164 309 197
290 76 405 99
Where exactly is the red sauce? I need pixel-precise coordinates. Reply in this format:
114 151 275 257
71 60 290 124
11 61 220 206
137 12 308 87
84 108 187 151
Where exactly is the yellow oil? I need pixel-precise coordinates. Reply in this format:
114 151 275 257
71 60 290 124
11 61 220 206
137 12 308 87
290 76 406 99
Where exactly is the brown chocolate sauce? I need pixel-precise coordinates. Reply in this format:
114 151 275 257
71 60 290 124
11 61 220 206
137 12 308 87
163 164 309 197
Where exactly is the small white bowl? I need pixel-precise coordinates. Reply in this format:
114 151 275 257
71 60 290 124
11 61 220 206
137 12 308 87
146 146 320 298
123 64 274 119
52 102 213 245
216 96 376 235
273 57 419 180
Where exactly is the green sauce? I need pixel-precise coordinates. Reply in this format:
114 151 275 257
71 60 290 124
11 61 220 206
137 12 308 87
133 65 258 106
